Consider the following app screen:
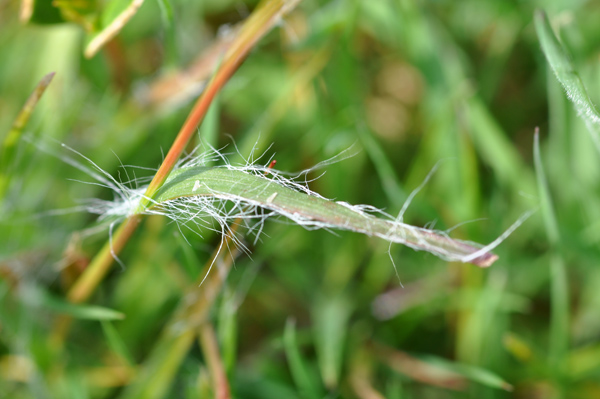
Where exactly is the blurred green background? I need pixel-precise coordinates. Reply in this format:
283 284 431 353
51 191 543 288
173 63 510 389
2 0 600 397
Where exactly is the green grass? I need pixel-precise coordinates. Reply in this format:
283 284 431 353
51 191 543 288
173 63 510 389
2 0 600 398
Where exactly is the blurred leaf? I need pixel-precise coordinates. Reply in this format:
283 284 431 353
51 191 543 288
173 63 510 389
101 320 135 366
42 291 125 320
534 130 569 372
533 130 560 245
1 72 54 200
416 354 513 391
85 0 146 58
466 97 536 198
26 0 65 24
503 332 533 362
569 343 600 380
217 294 238 376
119 329 197 399
176 232 204 280
283 318 323 399
199 91 220 152
357 125 406 206
155 0 173 27
312 294 351 388
100 0 138 28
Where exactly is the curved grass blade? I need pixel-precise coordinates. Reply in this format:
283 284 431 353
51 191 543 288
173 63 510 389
535 10 600 153
150 166 499 267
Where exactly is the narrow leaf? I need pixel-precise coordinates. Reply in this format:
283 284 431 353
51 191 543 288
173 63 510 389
101 321 135 365
1 72 55 199
313 294 351 388
150 166 500 267
416 354 513 391
283 318 322 398
533 129 569 371
155 0 173 27
43 292 125 320
535 10 600 153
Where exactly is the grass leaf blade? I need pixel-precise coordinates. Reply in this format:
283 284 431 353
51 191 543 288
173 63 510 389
535 10 600 153
533 129 569 373
417 355 513 391
0 72 55 199
151 166 500 267
43 292 125 320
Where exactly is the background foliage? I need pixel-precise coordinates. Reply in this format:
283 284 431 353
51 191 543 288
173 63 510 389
2 0 600 398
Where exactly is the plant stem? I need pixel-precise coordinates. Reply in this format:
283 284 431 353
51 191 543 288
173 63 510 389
61 0 300 318
119 224 240 399
67 215 141 303
138 0 299 209
199 323 231 399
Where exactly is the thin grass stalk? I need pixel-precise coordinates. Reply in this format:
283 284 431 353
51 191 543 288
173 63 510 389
67 215 141 303
199 323 231 399
533 129 568 380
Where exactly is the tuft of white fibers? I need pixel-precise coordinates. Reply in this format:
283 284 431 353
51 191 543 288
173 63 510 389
64 143 527 268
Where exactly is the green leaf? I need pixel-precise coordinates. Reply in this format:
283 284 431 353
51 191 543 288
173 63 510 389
43 292 125 320
535 10 600 153
283 318 323 399
1 72 55 199
101 320 135 365
155 0 173 27
357 125 406 206
533 130 569 372
416 354 513 391
28 0 65 24
150 166 499 267
312 294 351 388
199 91 220 153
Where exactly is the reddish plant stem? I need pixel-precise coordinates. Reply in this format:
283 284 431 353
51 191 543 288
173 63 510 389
199 323 231 399
139 0 293 207
138 55 246 209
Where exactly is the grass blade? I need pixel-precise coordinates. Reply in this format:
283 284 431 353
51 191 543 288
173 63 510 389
416 355 513 391
100 321 134 366
535 10 600 153
312 294 351 388
357 126 406 206
150 165 500 267
41 292 125 321
283 318 322 399
379 345 512 391
533 129 569 376
0 72 55 199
